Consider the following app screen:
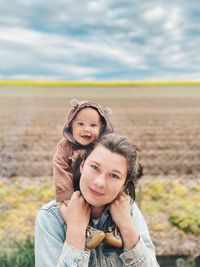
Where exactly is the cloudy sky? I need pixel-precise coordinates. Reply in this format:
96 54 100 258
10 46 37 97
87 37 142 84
0 0 199 81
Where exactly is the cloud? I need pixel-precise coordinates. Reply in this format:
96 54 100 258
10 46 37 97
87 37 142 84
0 1 199 80
142 6 166 22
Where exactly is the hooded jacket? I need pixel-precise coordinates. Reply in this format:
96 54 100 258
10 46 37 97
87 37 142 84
53 99 114 202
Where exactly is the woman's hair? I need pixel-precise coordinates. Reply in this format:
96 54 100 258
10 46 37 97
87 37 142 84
73 133 143 200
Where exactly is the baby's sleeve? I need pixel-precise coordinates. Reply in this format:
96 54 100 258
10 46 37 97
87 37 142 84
53 138 74 202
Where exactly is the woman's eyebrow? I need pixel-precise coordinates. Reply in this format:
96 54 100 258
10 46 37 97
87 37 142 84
89 160 101 166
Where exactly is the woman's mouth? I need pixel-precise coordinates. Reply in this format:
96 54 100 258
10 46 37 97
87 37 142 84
89 188 104 197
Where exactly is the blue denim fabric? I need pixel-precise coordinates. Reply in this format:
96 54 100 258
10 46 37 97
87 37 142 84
35 200 160 267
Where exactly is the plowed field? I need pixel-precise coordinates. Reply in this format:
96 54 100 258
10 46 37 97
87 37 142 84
0 86 200 179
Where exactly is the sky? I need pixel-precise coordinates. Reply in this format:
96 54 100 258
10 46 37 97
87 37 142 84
0 0 200 81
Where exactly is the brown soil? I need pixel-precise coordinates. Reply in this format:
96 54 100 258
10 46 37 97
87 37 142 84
1 88 200 179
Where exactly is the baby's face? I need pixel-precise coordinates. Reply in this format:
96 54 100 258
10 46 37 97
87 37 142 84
72 107 102 145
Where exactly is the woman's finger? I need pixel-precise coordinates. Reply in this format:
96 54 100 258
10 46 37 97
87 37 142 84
71 190 81 199
118 191 128 199
59 202 67 218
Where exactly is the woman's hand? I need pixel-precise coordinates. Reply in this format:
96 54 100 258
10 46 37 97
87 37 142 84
59 191 91 250
60 191 91 229
108 191 132 229
109 191 140 250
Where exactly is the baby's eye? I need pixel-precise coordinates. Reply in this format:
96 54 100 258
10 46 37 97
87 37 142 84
91 124 97 127
77 122 84 126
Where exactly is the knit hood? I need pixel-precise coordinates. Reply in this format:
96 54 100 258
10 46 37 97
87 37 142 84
63 99 114 146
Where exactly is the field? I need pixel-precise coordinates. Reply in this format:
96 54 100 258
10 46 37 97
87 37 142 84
0 86 200 258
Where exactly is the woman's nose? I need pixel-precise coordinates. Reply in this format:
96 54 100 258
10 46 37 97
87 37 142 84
94 174 106 188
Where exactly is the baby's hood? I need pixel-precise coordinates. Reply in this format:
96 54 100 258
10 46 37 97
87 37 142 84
63 99 114 145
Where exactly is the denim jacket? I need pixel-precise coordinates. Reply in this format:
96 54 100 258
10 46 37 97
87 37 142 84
35 200 160 267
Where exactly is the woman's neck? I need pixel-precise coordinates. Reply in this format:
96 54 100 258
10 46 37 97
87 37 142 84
90 206 104 219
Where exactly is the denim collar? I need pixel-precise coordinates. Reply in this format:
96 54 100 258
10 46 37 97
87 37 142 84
91 207 113 232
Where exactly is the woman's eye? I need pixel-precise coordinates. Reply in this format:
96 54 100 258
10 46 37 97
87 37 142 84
90 164 99 171
110 174 119 179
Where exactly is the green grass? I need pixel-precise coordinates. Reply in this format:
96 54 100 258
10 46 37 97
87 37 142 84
0 176 199 264
0 236 34 267
1 176 199 251
0 177 54 248
141 179 200 235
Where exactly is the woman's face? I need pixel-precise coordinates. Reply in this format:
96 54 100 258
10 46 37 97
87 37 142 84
80 144 128 208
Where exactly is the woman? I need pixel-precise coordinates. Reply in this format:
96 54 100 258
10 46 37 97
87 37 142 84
35 133 160 267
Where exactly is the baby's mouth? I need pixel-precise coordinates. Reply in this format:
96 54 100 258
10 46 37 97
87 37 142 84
80 135 91 139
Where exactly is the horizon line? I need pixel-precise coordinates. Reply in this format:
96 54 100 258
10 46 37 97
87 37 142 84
0 80 200 86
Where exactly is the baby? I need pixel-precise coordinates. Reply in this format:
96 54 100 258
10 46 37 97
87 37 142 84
53 99 123 249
